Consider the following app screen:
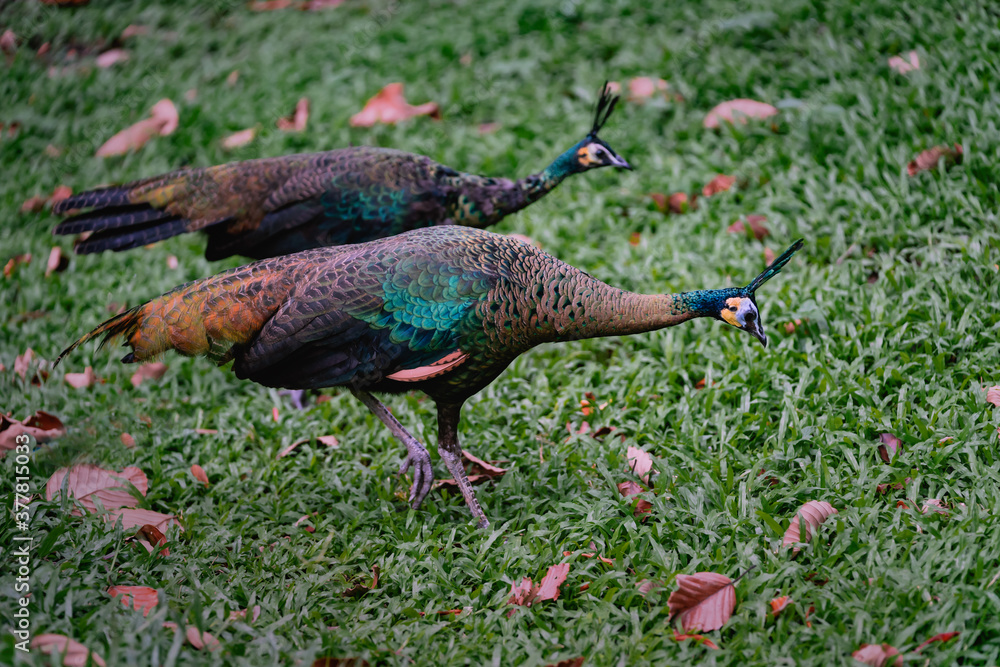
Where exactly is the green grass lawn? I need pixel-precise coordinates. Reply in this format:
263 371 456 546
3 0 1000 664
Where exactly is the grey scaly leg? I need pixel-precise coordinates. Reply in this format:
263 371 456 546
350 389 434 509
437 403 489 530
280 389 309 411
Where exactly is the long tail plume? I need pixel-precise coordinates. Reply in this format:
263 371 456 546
746 239 804 293
55 306 146 367
590 81 619 137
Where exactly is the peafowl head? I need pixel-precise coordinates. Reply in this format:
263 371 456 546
571 83 631 172
710 239 804 347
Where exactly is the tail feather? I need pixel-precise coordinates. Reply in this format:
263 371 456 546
55 205 176 236
58 258 300 369
56 306 145 367
52 186 136 215
72 217 190 254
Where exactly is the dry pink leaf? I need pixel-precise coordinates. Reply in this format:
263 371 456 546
704 99 778 129
852 643 902 667
21 195 48 213
888 51 919 74
727 215 769 241
120 432 136 448
108 585 158 616
46 464 148 512
65 366 98 389
134 523 169 556
915 632 959 652
229 605 262 622
50 185 73 206
277 97 310 132
702 174 736 197
121 25 149 39
185 626 220 651
95 49 129 68
45 246 69 277
907 143 962 176
478 122 501 134
878 433 902 464
617 480 653 517
191 464 209 488
507 563 571 607
986 386 1000 407
317 434 339 448
636 579 663 597
106 507 181 532
222 127 257 150
668 572 736 632
671 630 719 650
0 411 65 453
626 445 654 483
650 192 695 215
96 99 178 157
769 595 792 616
349 83 440 127
130 362 168 387
921 498 948 515
166 255 179 269
628 76 669 102
226 69 239 86
782 500 838 553
462 449 507 477
1 29 17 57
4 253 32 277
764 247 776 265
31 634 106 667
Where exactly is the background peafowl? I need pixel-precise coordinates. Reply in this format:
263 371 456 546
52 86 630 260
58 227 803 529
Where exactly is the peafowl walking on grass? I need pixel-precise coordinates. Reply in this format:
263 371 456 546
52 86 629 260
58 227 803 529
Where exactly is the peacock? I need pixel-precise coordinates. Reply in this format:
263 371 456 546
58 227 804 529
52 86 629 260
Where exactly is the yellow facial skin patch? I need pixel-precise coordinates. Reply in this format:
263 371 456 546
721 296 742 327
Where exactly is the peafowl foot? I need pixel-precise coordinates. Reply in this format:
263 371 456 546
437 403 490 530
279 389 310 411
350 388 436 511
399 443 434 509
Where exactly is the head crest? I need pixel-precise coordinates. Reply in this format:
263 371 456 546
746 239 804 294
589 81 619 138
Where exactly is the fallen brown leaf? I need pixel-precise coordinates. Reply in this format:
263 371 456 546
4 253 31 277
915 631 959 652
277 97 310 132
341 564 380 598
626 445 654 483
121 25 149 39
95 48 129 68
135 523 169 556
349 83 440 127
627 76 669 103
508 563 571 607
650 192 694 214
617 480 652 517
769 595 791 616
65 366 98 389
727 214 769 241
131 362 168 387
462 449 507 477
96 99 178 157
229 605 262 622
0 410 65 453
668 572 736 632
852 643 902 667
46 464 147 512
671 630 719 650
0 29 16 57
191 464 209 488
222 127 257 150
31 634 106 667
108 585 158 616
185 626 220 652
636 579 663 597
907 143 962 176
704 99 778 129
545 658 585 667
920 498 948 515
109 507 181 533
120 432 136 448
629 231 641 246
44 246 68 277
764 247 776 265
878 433 902 464
20 195 47 213
702 174 736 197
888 51 919 74
782 500 838 554
986 386 1000 407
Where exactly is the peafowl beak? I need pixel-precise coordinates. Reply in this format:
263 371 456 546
745 318 767 347
721 295 767 347
609 152 632 170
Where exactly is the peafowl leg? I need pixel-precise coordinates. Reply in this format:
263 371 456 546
437 403 489 530
350 389 434 509
281 389 309 411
